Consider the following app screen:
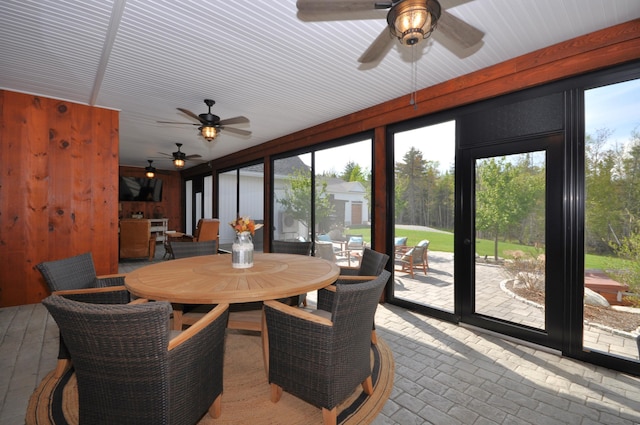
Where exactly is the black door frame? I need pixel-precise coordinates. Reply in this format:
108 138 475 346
457 134 565 350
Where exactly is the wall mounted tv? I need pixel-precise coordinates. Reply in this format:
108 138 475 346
119 176 163 202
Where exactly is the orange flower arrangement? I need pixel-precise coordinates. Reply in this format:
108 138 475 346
229 216 263 235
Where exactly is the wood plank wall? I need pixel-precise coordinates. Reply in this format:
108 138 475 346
0 91 119 307
118 166 183 232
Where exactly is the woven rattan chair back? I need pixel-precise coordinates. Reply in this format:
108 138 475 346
170 240 217 259
357 248 389 276
36 252 98 291
271 240 312 255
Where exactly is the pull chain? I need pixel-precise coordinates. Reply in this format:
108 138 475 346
409 44 418 109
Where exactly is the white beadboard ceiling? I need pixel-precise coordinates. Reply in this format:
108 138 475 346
1 0 639 170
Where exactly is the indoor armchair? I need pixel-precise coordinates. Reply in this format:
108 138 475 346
119 218 156 260
187 218 220 243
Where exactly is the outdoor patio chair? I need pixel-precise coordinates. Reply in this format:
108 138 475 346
263 270 390 425
346 234 365 251
42 295 229 425
395 240 429 278
315 240 357 267
36 252 130 377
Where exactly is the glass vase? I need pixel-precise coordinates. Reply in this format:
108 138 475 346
232 231 254 268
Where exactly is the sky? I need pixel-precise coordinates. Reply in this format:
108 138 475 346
585 78 640 148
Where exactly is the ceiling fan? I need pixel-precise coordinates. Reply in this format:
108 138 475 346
296 0 484 63
157 99 251 141
156 143 204 169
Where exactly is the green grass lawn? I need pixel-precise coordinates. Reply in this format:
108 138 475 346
348 226 628 270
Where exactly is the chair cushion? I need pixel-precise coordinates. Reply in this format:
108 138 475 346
348 236 363 246
394 236 408 246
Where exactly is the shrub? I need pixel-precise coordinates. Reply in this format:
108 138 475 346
503 249 545 291
609 229 640 301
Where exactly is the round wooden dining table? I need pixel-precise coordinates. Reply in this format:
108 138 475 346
125 253 340 304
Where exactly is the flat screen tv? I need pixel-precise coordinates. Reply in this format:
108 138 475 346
119 176 163 202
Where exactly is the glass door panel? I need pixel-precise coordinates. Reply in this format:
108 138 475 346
392 121 455 312
273 154 311 242
239 164 264 251
315 140 372 267
474 152 546 330
584 78 640 362
218 170 238 251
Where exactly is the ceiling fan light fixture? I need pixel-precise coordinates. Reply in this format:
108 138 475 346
145 160 156 178
173 157 185 169
388 0 441 46
200 125 218 141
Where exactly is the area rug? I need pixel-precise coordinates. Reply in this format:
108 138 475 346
26 331 394 425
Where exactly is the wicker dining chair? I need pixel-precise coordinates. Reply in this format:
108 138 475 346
170 239 218 259
36 252 130 377
271 240 312 255
263 270 390 425
317 247 389 344
168 240 218 330
42 295 229 425
272 240 312 306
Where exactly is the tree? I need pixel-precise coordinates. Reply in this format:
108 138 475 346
341 161 367 183
584 127 640 253
341 161 372 218
277 168 333 237
475 156 543 260
395 147 428 225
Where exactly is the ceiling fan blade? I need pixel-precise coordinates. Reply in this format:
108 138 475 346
296 0 388 22
157 152 174 157
177 108 206 124
156 120 197 125
436 10 484 50
219 116 250 126
296 0 389 13
358 27 394 63
222 127 252 137
185 154 203 159
153 169 173 175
